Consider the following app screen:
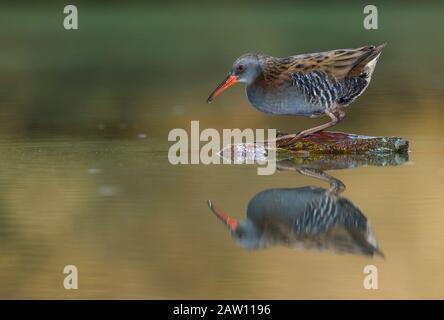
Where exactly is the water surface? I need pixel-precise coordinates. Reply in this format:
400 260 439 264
0 3 444 299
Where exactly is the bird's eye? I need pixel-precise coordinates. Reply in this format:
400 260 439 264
237 64 245 72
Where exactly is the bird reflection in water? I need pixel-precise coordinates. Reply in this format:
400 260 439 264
207 164 384 257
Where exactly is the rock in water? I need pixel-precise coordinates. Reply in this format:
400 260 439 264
277 131 409 154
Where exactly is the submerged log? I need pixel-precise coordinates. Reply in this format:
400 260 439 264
276 131 409 155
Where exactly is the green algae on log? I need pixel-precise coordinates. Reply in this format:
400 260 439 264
220 144 408 168
219 140 409 168
277 131 409 154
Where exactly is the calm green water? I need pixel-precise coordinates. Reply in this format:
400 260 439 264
0 3 444 299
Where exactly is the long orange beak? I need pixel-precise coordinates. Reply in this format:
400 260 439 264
207 200 238 231
206 74 237 103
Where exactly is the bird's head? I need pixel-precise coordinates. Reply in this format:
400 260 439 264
207 53 261 103
207 200 263 249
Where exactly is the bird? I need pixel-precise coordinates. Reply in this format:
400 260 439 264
207 185 383 256
207 44 386 145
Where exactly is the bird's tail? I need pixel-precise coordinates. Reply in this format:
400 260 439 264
350 43 386 80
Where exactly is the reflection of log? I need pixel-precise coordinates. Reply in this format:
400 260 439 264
276 152 408 172
277 131 409 155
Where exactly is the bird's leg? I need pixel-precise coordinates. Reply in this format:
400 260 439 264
296 167 346 195
281 109 346 147
299 109 346 137
254 130 295 146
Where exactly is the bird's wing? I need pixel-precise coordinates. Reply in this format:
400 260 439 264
283 44 386 80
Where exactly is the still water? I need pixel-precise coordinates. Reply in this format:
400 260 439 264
0 3 444 299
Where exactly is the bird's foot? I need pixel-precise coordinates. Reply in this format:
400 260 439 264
276 131 309 147
265 129 321 148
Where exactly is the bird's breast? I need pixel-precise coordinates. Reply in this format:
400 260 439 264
246 83 326 117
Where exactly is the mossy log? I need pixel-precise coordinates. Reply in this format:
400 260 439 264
276 131 409 155
219 131 409 168
220 144 408 169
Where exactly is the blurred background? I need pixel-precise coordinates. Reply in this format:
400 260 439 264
0 1 444 299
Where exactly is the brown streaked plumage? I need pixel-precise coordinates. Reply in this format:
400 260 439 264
207 44 386 144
